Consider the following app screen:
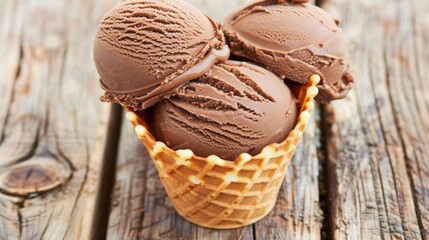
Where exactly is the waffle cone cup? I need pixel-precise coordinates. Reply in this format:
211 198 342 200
124 75 320 229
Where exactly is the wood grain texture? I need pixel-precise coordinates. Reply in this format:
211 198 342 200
0 0 120 239
322 0 429 239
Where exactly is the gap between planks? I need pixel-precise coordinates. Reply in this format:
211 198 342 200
91 104 123 240
0 0 123 239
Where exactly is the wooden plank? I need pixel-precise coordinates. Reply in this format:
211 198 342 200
322 0 429 238
0 0 121 239
254 107 323 240
0 0 21 145
383 0 429 237
407 1 429 237
106 0 323 239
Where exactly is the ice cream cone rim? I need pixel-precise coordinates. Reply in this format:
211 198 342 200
121 74 320 229
124 74 320 166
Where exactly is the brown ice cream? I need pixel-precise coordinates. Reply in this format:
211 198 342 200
151 61 299 161
94 0 229 110
222 0 354 103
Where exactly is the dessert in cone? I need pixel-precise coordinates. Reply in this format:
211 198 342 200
124 75 320 229
93 0 353 230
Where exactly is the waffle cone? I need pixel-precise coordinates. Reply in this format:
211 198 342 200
125 75 320 229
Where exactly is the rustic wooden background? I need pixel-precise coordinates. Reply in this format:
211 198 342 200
0 0 428 239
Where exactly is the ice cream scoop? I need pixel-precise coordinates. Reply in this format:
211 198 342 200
222 0 354 103
94 0 229 110
151 61 299 161
94 0 321 227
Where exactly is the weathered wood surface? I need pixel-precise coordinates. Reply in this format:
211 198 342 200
106 0 323 239
2 0 429 239
322 0 429 239
0 0 120 239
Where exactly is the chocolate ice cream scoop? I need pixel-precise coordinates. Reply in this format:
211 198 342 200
222 0 354 103
94 0 229 110
151 61 299 161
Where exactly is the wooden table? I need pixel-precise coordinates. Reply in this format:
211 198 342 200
0 0 428 239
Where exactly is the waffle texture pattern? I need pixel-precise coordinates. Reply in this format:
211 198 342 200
125 75 320 229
